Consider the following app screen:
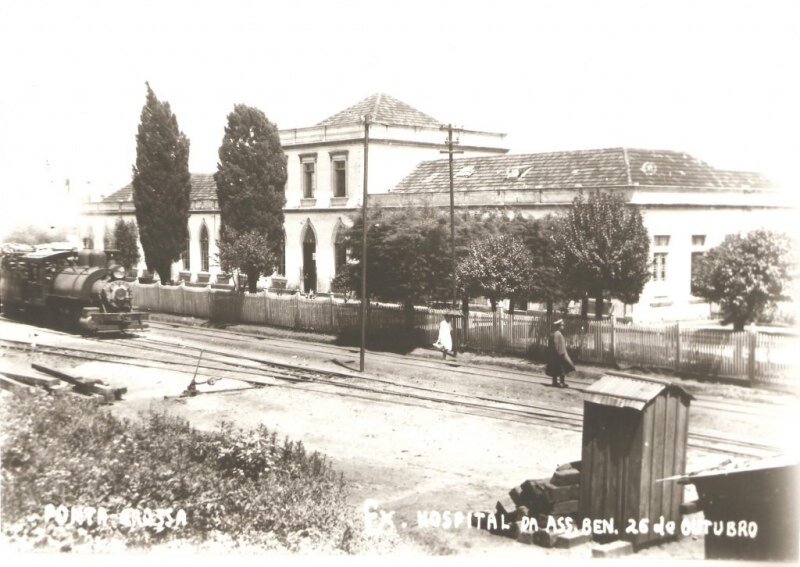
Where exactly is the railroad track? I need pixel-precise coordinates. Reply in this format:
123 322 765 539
143 319 794 420
0 330 783 459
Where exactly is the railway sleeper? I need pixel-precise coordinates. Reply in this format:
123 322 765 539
30 363 124 403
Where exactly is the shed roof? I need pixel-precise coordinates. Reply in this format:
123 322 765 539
677 455 798 484
585 373 693 411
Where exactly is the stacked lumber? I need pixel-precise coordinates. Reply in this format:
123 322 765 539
0 369 67 397
476 460 589 549
30 363 127 403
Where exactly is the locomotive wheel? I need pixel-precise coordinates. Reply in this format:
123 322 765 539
60 305 81 330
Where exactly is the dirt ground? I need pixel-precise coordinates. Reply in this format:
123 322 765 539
2 315 798 558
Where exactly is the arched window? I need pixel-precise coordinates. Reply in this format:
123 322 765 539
301 222 317 293
181 226 190 270
199 224 209 272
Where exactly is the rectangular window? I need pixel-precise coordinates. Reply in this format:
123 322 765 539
302 161 316 198
653 235 670 247
691 251 705 295
333 158 347 197
652 252 667 281
692 234 706 247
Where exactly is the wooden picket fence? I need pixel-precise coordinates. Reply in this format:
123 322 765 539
132 283 798 388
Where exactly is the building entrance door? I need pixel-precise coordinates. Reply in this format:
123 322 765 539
302 229 317 293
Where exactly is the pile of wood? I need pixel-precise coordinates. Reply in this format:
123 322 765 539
475 460 590 548
0 363 126 404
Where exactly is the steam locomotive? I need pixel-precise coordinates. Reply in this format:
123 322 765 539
0 247 149 333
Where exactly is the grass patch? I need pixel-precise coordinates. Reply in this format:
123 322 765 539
1 394 388 553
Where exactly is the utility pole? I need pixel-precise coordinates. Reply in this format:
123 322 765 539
359 114 371 372
440 124 463 308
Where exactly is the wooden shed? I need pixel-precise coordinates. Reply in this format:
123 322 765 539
579 373 693 548
679 457 799 561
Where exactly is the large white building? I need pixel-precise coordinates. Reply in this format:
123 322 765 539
81 94 793 321
82 93 507 288
373 148 793 320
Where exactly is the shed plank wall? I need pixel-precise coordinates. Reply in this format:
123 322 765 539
663 392 678 521
649 395 667 541
624 413 644 537
581 387 690 549
673 399 689 519
579 407 595 521
638 399 654 526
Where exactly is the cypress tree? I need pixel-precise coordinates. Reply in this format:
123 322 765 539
214 104 287 292
132 82 191 284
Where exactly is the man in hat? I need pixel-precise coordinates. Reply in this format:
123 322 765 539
546 319 575 387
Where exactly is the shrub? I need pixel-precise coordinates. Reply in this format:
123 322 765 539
334 325 429 354
1 395 380 552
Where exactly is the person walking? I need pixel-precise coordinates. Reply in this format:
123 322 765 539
434 314 456 360
546 319 574 387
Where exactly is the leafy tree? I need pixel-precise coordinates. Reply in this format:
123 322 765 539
112 219 141 270
692 230 794 331
132 82 191 284
336 207 565 318
457 234 536 311
502 214 570 313
216 228 277 291
338 207 451 317
551 191 650 318
330 262 359 302
214 105 287 293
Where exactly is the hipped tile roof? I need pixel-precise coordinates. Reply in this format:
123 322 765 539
101 173 217 203
391 148 773 193
101 148 773 204
316 93 442 128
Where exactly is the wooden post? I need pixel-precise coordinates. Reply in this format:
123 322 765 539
610 316 616 365
294 293 300 329
499 305 505 350
508 309 514 350
462 299 470 350
359 115 370 372
180 285 186 315
492 308 498 353
329 293 335 332
747 330 757 382
675 321 681 372
264 290 269 324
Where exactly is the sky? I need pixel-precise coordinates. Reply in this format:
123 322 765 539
1 0 798 237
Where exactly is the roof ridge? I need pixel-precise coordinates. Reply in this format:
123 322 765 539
372 93 383 119
621 147 633 185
